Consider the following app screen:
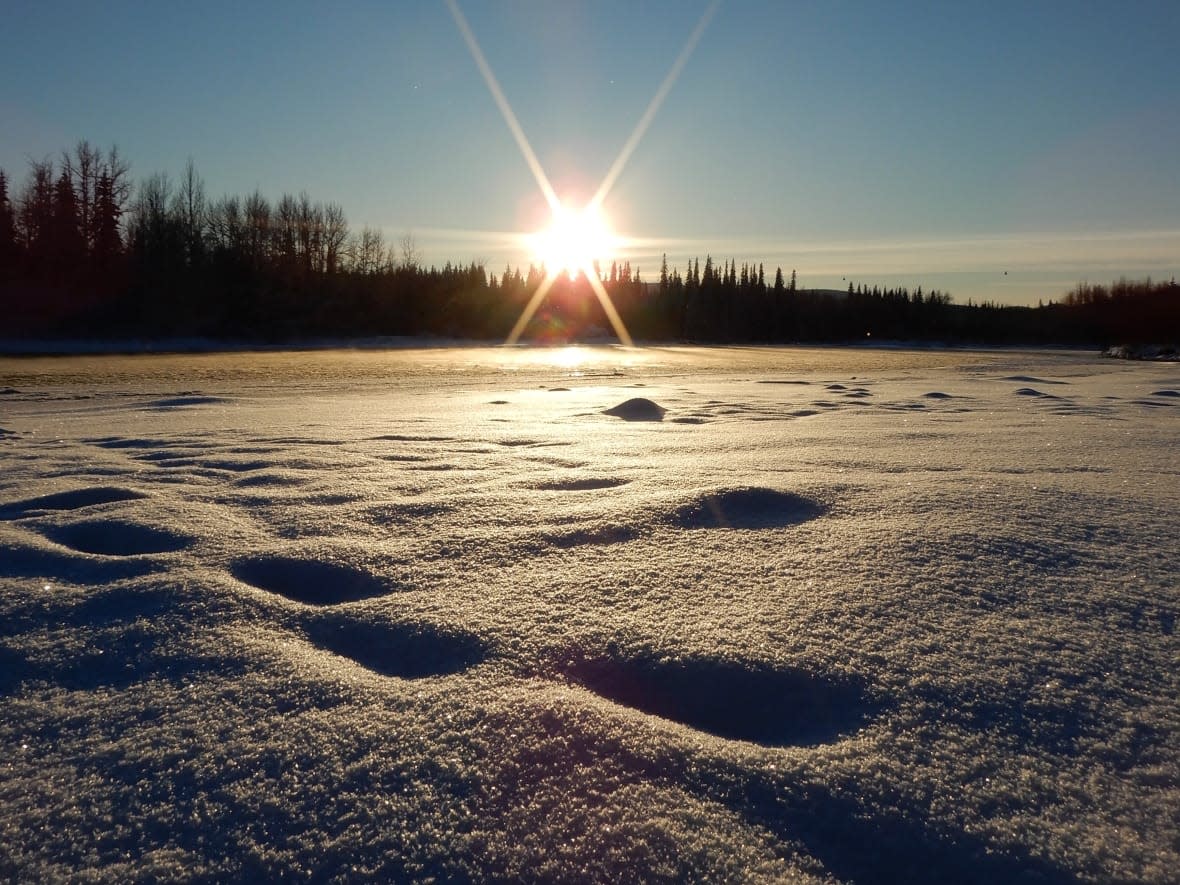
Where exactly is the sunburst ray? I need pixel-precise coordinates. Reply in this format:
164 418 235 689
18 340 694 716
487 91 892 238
446 0 722 346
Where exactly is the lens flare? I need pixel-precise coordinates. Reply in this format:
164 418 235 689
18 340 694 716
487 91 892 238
446 0 721 346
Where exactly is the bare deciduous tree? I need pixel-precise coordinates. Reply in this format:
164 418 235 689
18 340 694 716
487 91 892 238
322 203 348 275
171 158 206 267
398 232 420 271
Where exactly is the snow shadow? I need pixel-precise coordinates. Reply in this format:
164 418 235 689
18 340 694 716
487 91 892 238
563 653 877 747
665 487 827 530
542 525 639 548
1001 375 1069 385
87 436 191 449
1013 387 1057 398
730 778 1078 885
42 520 194 557
0 644 27 694
57 585 187 628
529 477 630 492
2 584 244 693
0 542 165 582
918 683 1099 758
230 555 398 606
303 615 488 679
43 624 245 692
145 395 229 409
0 486 147 520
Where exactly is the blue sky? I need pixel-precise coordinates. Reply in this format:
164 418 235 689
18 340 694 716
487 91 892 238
2 0 1178 305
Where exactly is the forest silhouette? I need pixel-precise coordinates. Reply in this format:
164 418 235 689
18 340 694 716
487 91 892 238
1 142 1176 351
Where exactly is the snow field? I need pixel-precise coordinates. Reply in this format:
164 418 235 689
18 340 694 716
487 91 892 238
0 345 1176 882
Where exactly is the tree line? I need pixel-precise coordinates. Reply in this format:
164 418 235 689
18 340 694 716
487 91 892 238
1 142 1176 349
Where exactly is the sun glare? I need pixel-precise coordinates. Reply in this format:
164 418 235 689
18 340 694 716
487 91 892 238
530 203 617 278
447 0 718 348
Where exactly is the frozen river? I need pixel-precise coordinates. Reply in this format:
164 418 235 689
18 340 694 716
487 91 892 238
1 344 1176 882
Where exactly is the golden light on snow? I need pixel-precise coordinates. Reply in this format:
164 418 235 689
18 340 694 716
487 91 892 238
546 345 589 370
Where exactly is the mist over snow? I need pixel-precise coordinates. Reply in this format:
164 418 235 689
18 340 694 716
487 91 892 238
0 345 1176 883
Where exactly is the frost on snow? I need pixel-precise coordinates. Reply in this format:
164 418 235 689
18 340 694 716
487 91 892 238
0 345 1176 883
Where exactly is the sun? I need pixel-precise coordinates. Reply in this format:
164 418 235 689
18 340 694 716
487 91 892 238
529 202 617 278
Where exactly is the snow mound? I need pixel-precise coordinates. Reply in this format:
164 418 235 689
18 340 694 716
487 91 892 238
1013 387 1049 397
667 487 827 529
230 555 398 605
44 521 194 557
563 652 877 746
0 486 147 519
603 397 667 421
304 615 487 678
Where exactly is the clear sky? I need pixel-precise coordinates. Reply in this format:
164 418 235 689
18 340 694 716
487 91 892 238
3 0 1178 306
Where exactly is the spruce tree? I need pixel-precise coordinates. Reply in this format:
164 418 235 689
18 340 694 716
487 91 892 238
50 168 85 272
0 170 16 273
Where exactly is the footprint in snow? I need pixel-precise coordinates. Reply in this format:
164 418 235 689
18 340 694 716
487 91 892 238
43 520 194 557
562 651 878 747
529 477 630 492
667 487 826 530
303 614 487 679
0 486 148 520
231 555 403 605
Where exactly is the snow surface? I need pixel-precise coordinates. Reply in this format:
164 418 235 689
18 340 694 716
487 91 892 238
0 345 1176 883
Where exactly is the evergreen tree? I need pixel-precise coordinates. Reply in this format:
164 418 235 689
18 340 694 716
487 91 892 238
49 168 85 272
92 168 123 268
0 170 16 273
18 159 55 267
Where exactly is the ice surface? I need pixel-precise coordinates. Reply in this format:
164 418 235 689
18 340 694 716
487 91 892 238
0 344 1176 883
